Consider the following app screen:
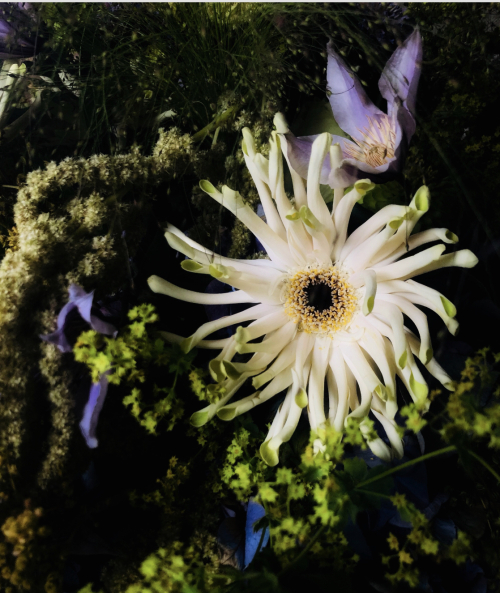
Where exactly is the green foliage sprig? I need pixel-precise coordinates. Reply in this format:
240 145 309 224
74 304 196 435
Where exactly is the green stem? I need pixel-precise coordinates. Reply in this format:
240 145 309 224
192 104 241 143
468 450 500 484
355 489 391 499
281 523 327 573
355 445 457 490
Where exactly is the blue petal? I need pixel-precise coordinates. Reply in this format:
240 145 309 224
244 498 269 568
432 518 457 546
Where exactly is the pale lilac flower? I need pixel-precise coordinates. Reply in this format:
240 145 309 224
149 127 477 466
79 371 111 449
281 30 423 189
41 284 117 352
41 284 117 449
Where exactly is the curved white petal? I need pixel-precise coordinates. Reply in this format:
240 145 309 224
307 338 332 431
199 181 296 268
339 204 411 261
332 180 374 261
374 227 458 268
351 244 447 287
181 303 276 353
148 276 258 305
378 293 433 365
159 331 230 350
329 346 351 432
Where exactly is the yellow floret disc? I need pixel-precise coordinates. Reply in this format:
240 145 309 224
283 265 358 336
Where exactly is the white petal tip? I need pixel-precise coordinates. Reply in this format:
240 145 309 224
273 112 289 134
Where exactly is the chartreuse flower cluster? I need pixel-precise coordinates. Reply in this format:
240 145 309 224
79 539 226 593
383 493 471 588
149 120 478 465
74 304 190 436
244 424 474 585
441 348 500 448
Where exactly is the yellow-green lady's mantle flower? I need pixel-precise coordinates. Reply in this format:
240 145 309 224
148 123 477 466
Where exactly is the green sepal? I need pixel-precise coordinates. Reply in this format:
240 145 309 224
199 179 217 195
235 325 250 344
440 296 457 318
445 230 459 243
180 336 195 354
295 388 308 409
363 295 375 316
209 359 226 382
375 384 388 402
420 347 433 366
409 372 428 401
413 185 430 212
354 179 375 196
181 259 203 272
388 217 404 230
299 205 320 229
217 406 236 421
209 263 229 279
190 410 210 427
223 361 242 381
260 440 279 467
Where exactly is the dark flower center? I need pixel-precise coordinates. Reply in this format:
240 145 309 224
306 282 333 312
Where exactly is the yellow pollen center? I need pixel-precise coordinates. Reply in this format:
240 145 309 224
343 114 396 168
283 266 358 336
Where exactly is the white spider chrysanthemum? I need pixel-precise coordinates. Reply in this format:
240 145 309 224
148 117 478 466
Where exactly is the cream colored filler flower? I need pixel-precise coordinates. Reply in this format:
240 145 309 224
148 117 478 466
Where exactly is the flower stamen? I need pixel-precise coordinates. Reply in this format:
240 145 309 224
284 266 358 336
343 114 396 168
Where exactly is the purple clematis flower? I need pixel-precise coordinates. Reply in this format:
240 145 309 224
41 284 117 352
41 284 117 449
279 29 423 189
79 371 111 449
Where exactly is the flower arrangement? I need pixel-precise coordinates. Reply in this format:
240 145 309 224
0 4 499 593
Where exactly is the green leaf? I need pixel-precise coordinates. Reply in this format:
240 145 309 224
292 99 346 137
358 180 406 213
360 465 394 496
343 458 368 484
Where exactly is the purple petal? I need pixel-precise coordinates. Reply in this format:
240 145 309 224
89 315 118 337
328 161 362 188
55 300 76 329
79 372 110 449
390 97 416 145
70 284 117 336
40 326 73 353
68 284 90 301
378 29 423 116
71 291 94 325
40 301 76 352
281 131 352 184
326 42 385 143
